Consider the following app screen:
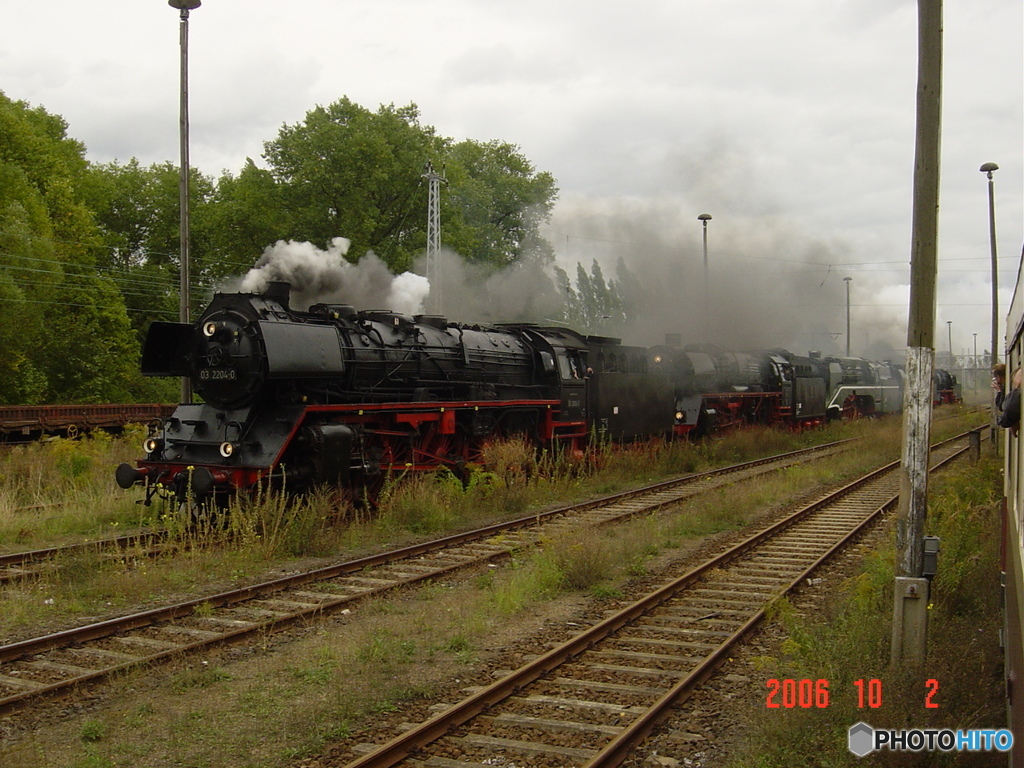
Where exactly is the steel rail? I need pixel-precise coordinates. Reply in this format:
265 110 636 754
0 439 852 581
0 438 855 714
0 530 169 585
584 442 969 768
337 432 976 768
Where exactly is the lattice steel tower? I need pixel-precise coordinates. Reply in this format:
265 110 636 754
423 161 446 311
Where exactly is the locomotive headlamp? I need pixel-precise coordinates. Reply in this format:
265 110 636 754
675 411 684 421
219 441 236 458
654 355 663 364
203 321 218 338
143 437 162 455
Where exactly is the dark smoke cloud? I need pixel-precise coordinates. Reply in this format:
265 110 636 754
544 196 908 361
220 203 908 365
413 248 564 325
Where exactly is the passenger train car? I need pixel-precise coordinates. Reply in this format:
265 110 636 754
1002 257 1024 762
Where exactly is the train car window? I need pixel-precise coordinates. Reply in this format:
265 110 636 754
557 354 573 380
1009 347 1021 534
557 353 584 380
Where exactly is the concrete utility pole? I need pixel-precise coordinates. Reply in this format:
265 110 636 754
423 161 447 313
169 0 200 404
892 0 942 666
698 213 712 337
844 276 852 356
981 162 1000 445
981 162 1000 367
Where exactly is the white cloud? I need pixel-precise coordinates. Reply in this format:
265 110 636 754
1 0 1019 357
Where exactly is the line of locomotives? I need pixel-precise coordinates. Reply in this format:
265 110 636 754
115 281 959 509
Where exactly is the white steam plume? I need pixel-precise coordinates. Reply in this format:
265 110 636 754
237 237 431 315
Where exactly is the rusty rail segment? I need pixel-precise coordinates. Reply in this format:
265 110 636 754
0 439 856 714
0 531 170 585
336 432 975 768
0 440 853 588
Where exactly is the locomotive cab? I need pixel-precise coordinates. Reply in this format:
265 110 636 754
513 326 589 423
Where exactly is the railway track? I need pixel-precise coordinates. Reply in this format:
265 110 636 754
332 432 974 768
0 439 855 714
0 530 170 586
0 440 851 587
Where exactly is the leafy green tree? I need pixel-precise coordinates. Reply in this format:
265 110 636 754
262 98 438 272
82 159 218 340
443 139 557 267
207 159 292 273
241 97 559 274
40 277 143 402
0 91 147 404
554 258 638 334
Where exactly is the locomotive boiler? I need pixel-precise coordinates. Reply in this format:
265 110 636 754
933 368 962 405
116 282 594 507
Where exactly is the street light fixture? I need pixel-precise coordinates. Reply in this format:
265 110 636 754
980 162 999 367
169 0 201 403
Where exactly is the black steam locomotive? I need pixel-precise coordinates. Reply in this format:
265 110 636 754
116 282 956 508
117 282 594 506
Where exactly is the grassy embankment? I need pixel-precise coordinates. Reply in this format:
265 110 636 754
0 408 992 767
0 417 894 637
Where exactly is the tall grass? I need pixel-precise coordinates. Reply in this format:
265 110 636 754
0 414 982 644
0 412 993 768
0 426 158 548
225 485 344 558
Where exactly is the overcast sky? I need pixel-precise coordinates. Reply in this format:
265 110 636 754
4 0 1021 360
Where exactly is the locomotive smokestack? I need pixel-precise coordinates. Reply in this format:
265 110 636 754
264 281 291 309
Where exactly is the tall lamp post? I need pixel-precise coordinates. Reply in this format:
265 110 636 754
170 0 201 404
981 162 999 367
698 213 712 336
981 162 999 446
844 276 852 356
946 320 953 367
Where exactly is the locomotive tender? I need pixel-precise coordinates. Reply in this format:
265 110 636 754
116 281 949 508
